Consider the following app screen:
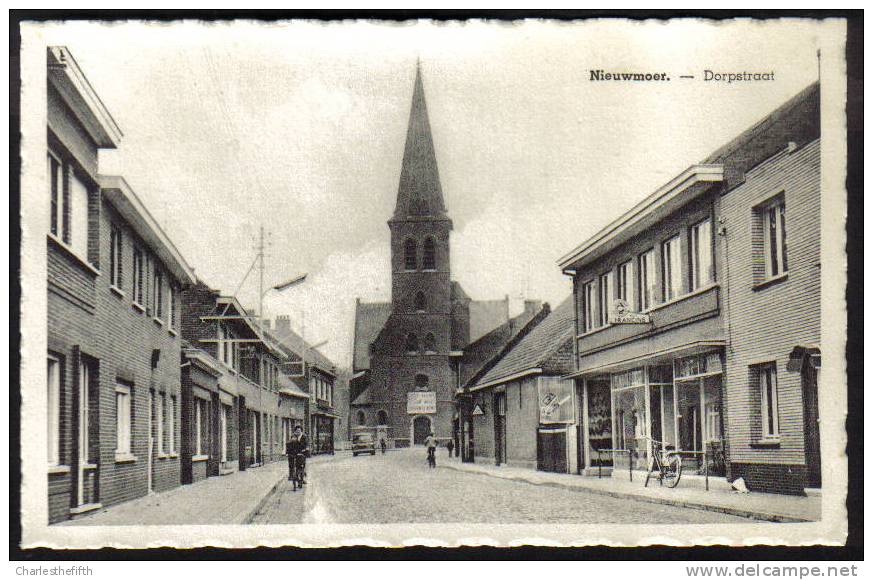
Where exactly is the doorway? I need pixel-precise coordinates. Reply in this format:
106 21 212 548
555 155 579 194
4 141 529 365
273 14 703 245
147 390 154 493
494 392 507 465
802 362 822 488
412 415 431 445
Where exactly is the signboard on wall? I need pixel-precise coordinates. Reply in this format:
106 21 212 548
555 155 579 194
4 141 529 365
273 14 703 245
407 391 436 414
610 299 651 324
538 378 575 424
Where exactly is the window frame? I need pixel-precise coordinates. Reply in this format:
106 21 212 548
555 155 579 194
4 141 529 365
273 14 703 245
156 392 165 455
422 237 436 270
598 271 613 327
115 383 132 457
758 363 781 439
168 395 176 455
405 333 419 354
47 355 62 467
616 260 635 309
661 235 682 302
690 218 714 291
132 246 145 308
581 280 596 333
761 197 788 279
47 151 65 241
68 166 91 261
109 224 123 290
404 238 418 271
153 267 164 322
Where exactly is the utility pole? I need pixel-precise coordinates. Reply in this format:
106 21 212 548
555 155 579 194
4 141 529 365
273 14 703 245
258 225 265 323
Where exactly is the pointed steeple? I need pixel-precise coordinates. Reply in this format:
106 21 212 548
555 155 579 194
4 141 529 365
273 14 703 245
392 61 448 221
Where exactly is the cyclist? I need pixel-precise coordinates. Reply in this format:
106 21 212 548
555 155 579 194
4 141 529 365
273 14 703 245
425 432 438 468
285 425 309 484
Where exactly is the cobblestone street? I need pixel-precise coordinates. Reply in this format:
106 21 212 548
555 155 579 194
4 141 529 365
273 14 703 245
251 449 751 525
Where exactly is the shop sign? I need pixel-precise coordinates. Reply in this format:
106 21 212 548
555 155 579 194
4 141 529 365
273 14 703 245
610 299 651 324
538 379 574 423
407 391 436 414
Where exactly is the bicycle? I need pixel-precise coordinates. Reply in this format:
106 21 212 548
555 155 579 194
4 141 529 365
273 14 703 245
291 453 306 491
639 435 683 488
426 447 436 469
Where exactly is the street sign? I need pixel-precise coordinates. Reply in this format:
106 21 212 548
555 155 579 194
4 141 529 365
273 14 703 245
472 404 484 416
407 391 436 414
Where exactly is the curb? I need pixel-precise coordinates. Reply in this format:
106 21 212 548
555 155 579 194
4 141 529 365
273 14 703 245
441 463 814 523
241 472 286 524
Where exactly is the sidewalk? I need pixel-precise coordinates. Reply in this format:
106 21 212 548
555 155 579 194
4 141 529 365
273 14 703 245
441 458 821 523
60 461 287 526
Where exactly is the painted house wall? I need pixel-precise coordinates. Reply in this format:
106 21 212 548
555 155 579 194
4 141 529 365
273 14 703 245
720 139 821 493
504 376 540 469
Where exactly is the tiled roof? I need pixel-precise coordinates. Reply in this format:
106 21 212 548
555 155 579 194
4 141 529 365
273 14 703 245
472 295 575 389
352 300 392 371
268 325 338 376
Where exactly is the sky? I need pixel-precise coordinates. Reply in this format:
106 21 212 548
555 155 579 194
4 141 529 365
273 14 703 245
29 18 829 367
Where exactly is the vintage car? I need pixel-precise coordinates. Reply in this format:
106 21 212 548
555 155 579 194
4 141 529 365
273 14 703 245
351 432 377 456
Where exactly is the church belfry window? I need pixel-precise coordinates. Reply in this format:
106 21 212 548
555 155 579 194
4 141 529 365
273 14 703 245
404 238 417 271
423 237 436 270
415 374 429 391
405 333 419 354
424 333 436 353
414 291 426 312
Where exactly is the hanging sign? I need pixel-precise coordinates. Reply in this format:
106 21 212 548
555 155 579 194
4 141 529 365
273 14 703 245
610 299 651 324
407 391 436 414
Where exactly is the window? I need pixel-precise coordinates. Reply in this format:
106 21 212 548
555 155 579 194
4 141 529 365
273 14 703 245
758 363 780 438
356 410 366 426
168 396 176 454
598 272 612 326
132 247 145 306
47 355 61 466
218 324 235 369
377 410 388 425
47 152 65 239
115 383 132 455
414 291 426 312
404 238 417 270
78 359 94 465
156 392 165 455
415 374 429 391
110 226 123 289
661 235 682 301
405 333 418 354
582 281 596 333
617 260 635 309
69 170 90 259
424 332 436 353
195 398 208 456
423 237 436 270
762 198 788 278
691 219 713 290
168 284 176 330
153 268 164 321
639 249 656 310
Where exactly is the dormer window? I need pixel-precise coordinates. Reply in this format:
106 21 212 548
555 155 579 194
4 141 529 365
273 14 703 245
423 237 436 270
404 238 417 271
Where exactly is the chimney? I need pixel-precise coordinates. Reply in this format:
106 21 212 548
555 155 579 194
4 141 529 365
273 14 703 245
523 300 542 316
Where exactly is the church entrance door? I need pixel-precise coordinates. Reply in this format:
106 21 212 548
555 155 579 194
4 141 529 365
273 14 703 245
412 416 431 445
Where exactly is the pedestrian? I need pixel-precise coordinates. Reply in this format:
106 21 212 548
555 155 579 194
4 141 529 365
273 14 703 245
286 425 309 484
446 438 454 458
425 432 438 468
380 438 387 454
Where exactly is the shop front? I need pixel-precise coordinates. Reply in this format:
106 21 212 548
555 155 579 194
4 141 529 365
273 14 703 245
578 350 726 481
536 377 576 474
311 412 336 455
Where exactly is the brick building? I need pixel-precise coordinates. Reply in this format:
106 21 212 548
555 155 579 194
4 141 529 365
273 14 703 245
46 47 196 523
350 65 515 447
180 283 304 479
558 83 821 494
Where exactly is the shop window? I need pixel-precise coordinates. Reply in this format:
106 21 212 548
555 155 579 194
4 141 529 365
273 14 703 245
661 235 682 301
423 237 436 270
47 354 62 466
638 249 656 310
377 410 388 425
404 238 417 271
115 383 132 456
690 218 714 290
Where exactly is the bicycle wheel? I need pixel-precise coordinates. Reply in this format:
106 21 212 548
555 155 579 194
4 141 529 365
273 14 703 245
663 453 682 488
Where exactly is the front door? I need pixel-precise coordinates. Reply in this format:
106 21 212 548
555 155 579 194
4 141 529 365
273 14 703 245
413 416 430 445
803 363 822 488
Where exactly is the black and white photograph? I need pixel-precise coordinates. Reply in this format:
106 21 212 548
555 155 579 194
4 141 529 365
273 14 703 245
12 13 854 554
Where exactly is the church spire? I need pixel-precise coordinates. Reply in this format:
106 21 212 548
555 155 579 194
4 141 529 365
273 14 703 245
392 61 448 221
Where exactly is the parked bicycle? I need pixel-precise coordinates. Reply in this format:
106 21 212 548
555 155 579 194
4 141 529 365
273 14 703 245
638 435 683 488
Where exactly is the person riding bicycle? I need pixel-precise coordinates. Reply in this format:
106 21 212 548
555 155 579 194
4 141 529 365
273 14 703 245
285 425 309 483
425 432 438 468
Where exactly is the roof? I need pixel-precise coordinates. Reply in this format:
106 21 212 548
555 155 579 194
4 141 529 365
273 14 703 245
471 295 575 391
352 300 392 371
558 82 820 272
48 46 122 148
213 296 284 357
390 62 448 222
100 175 196 285
269 324 338 377
278 373 310 399
350 387 374 406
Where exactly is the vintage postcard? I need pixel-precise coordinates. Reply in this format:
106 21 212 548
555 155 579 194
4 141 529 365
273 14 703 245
17 15 849 549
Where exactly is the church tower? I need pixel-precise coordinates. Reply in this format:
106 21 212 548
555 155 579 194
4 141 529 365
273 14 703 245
375 62 461 445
